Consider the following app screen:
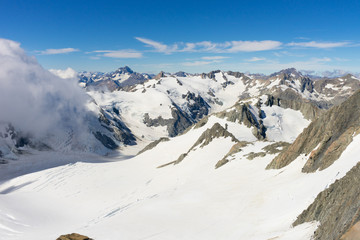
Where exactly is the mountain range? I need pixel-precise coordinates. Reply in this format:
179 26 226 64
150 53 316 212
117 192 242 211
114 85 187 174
1 62 360 239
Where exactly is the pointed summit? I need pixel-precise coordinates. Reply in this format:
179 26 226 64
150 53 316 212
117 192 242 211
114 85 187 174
114 66 134 74
270 68 303 79
155 71 166 80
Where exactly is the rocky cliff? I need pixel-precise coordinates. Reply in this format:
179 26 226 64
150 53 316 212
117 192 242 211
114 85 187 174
267 90 360 172
293 162 360 240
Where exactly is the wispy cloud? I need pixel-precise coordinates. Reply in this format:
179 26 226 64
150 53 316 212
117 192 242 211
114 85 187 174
135 37 282 53
238 57 335 73
201 56 229 60
246 57 266 62
93 50 143 58
182 60 218 66
227 40 281 52
288 41 350 48
38 48 79 55
135 37 178 54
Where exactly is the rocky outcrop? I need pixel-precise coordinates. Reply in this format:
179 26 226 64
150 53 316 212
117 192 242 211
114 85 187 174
174 71 186 77
267 90 360 172
340 221 360 240
244 141 289 160
154 71 166 80
201 70 220 80
182 92 210 121
137 137 169 155
57 233 93 240
215 141 251 168
169 123 238 166
98 108 136 146
93 131 118 149
216 103 266 140
189 123 238 150
265 93 323 120
227 71 246 79
143 104 194 137
293 162 360 240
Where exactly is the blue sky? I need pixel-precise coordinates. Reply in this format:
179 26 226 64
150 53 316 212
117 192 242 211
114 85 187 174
1 0 360 74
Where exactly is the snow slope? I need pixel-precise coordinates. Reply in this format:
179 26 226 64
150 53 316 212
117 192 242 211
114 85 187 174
0 117 359 240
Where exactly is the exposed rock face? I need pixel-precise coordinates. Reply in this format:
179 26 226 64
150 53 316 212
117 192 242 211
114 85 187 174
313 74 360 107
57 233 93 240
143 104 194 137
154 71 166 80
97 108 136 146
201 70 220 80
182 92 210 121
93 131 118 149
265 93 323 120
293 162 360 240
189 123 238 150
215 141 252 168
174 71 186 77
216 103 266 140
227 71 246 79
267 90 360 172
341 221 360 240
137 137 169 155
173 123 238 165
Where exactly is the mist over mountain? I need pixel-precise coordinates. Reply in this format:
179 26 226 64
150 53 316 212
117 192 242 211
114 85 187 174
0 39 90 137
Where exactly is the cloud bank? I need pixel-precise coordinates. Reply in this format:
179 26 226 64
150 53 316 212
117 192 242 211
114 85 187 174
0 39 90 138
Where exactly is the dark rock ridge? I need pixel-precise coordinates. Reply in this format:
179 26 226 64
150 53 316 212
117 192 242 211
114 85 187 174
174 123 238 165
265 93 323 120
215 141 251 168
154 71 166 80
137 137 169 155
173 71 187 77
182 92 210 121
201 70 220 80
189 123 238 150
267 89 360 172
293 162 360 240
158 123 238 167
96 108 136 148
143 103 194 137
215 102 266 140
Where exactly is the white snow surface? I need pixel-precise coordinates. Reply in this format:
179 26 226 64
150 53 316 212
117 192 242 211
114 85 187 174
261 105 310 142
1 119 359 240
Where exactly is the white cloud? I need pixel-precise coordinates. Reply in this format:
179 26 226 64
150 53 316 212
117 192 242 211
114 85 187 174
0 38 91 138
49 67 77 79
94 50 143 58
135 37 178 54
38 48 79 55
136 37 282 53
227 40 282 52
246 57 266 62
182 43 196 51
288 41 350 48
201 56 229 60
182 60 218 66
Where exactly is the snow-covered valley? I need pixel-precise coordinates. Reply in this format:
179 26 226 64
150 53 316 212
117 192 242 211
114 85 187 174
1 38 360 240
